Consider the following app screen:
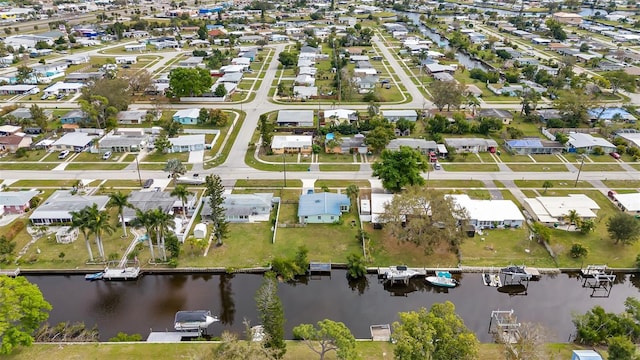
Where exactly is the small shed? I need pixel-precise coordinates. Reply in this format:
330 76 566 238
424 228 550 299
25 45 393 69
571 350 603 360
193 223 207 239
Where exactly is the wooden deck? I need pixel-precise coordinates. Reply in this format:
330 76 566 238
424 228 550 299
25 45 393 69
0 268 20 277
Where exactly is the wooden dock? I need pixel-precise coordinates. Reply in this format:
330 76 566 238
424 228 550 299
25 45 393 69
0 268 20 277
370 324 391 342
147 331 200 342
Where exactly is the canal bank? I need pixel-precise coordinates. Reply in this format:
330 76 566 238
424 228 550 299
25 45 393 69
25 270 640 343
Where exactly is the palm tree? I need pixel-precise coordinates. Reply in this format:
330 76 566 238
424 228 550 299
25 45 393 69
564 209 581 230
69 207 94 262
108 191 132 238
164 158 186 186
542 180 553 194
170 184 193 220
150 207 173 261
131 208 155 261
466 95 480 117
345 184 360 208
86 203 114 260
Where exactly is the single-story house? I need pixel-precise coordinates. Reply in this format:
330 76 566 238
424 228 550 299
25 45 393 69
201 193 275 222
276 110 314 127
220 72 243 84
52 132 94 151
42 82 84 96
0 84 40 95
271 135 313 154
173 108 201 125
294 74 315 86
293 86 318 99
386 138 437 154
123 190 197 223
553 12 583 25
323 109 357 125
433 73 455 82
614 131 640 149
0 125 21 136
325 133 367 154
445 138 498 153
0 134 32 153
29 190 110 225
504 138 564 155
448 194 524 230
523 194 600 225
0 190 39 215
610 192 640 213
424 63 456 74
360 193 395 227
478 109 513 125
117 110 147 125
98 129 148 153
588 108 637 123
65 72 104 83
60 109 88 124
298 192 351 224
169 134 205 152
382 110 418 122
115 56 137 64
178 57 204 68
566 133 616 154
536 109 562 122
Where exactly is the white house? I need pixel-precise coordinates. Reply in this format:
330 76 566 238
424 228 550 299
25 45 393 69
169 134 205 152
115 56 137 64
566 132 616 154
523 194 600 225
448 194 525 230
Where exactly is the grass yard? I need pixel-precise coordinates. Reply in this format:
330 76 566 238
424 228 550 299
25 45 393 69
603 180 640 188
319 164 361 171
0 163 58 170
143 152 189 163
364 223 458 267
234 179 302 188
530 154 562 162
102 180 142 188
459 228 556 268
579 163 624 172
317 152 357 163
10 180 77 188
424 180 486 188
586 154 619 163
506 163 569 172
494 152 534 163
0 149 48 162
520 189 540 198
514 180 592 188
64 163 129 171
314 180 371 188
441 164 500 172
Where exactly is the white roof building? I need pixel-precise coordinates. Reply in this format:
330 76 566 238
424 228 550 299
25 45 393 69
611 192 640 213
43 81 84 95
324 109 356 121
523 194 600 223
271 135 312 149
567 132 616 154
370 193 394 225
52 132 95 149
448 194 525 230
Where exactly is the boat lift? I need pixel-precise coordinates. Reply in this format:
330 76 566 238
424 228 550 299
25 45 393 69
580 265 615 298
500 265 538 291
488 310 521 344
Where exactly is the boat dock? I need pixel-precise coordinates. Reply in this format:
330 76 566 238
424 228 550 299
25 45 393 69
370 324 391 341
377 266 426 285
489 310 521 344
309 262 331 279
147 331 200 342
580 265 609 278
581 265 616 297
0 268 20 277
102 266 141 281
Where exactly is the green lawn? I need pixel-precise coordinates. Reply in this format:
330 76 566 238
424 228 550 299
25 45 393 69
317 152 357 163
506 164 569 172
10 180 77 188
143 152 189 163
319 164 361 171
0 163 58 170
314 180 371 188
514 180 592 188
234 179 302 188
441 164 500 172
459 228 556 267
494 152 534 163
531 154 562 163
424 180 486 188
579 163 624 172
603 180 640 188
102 180 142 188
0 149 48 162
64 163 129 171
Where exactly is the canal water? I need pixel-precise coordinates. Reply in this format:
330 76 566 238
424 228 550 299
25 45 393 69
28 271 640 342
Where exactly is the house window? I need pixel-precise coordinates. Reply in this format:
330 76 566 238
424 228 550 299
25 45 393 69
331 216 334 220
318 216 321 220
340 205 349 212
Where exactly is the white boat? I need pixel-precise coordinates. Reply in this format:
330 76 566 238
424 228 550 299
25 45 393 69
379 265 424 283
174 310 219 332
426 271 458 288
482 273 502 287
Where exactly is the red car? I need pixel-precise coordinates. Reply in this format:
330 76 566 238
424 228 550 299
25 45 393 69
610 152 621 160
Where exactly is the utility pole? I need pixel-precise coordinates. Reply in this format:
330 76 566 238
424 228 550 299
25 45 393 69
135 155 142 187
282 153 287 187
574 155 584 187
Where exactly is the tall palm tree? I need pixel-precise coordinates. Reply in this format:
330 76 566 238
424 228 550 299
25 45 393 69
564 209 581 230
86 203 114 260
69 207 94 262
170 184 192 220
151 207 173 261
131 208 156 261
466 95 480 117
108 191 132 238
164 158 186 186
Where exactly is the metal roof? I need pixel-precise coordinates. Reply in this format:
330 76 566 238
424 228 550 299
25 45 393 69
298 192 350 217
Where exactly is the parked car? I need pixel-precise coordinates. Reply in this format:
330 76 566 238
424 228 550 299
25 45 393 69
143 179 154 189
58 150 69 159
610 152 621 160
434 162 441 170
102 151 112 160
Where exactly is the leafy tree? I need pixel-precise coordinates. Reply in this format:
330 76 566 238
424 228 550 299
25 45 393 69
345 184 359 206
214 83 228 97
16 65 33 84
501 322 550 360
363 125 395 153
161 118 183 137
259 113 275 149
429 80 465 111
255 273 286 358
564 209 581 229
0 276 52 355
204 174 228 246
579 218 595 234
171 184 193 220
164 158 187 186
570 243 588 258
545 19 567 40
109 332 142 342
278 51 296 68
555 90 593 127
346 253 366 279
122 69 153 95
608 335 637 360
602 70 637 94
79 95 118 129
209 109 229 126
80 77 130 111
131 208 156 260
293 320 359 360
393 302 479 360
395 118 415 135
198 108 210 124
573 298 640 345
531 222 551 243
154 134 171 153
477 117 503 135
371 147 427 192
108 191 132 237
607 212 640 245
168 67 213 97
29 104 48 132
379 187 469 253
214 323 279 359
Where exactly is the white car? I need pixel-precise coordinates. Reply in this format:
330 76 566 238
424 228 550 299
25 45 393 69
58 150 70 159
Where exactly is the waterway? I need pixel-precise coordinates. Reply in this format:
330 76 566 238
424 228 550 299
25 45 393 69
28 271 640 342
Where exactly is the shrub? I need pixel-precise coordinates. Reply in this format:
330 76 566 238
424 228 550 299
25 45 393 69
108 332 143 342
570 243 588 258
346 253 367 279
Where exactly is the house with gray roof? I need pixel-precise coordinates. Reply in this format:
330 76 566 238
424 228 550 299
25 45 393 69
201 193 275 222
169 134 205 152
0 190 39 215
117 110 147 125
123 190 197 223
298 192 351 224
566 133 616 154
98 129 148 153
276 110 314 127
30 190 109 225
8 107 53 121
382 110 418 122
52 132 95 151
505 138 564 155
479 108 513 124
386 138 438 154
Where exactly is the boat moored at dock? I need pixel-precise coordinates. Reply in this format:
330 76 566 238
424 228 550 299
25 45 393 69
426 271 458 288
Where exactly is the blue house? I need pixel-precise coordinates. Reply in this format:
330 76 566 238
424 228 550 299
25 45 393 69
172 108 201 125
298 192 351 224
60 109 88 124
